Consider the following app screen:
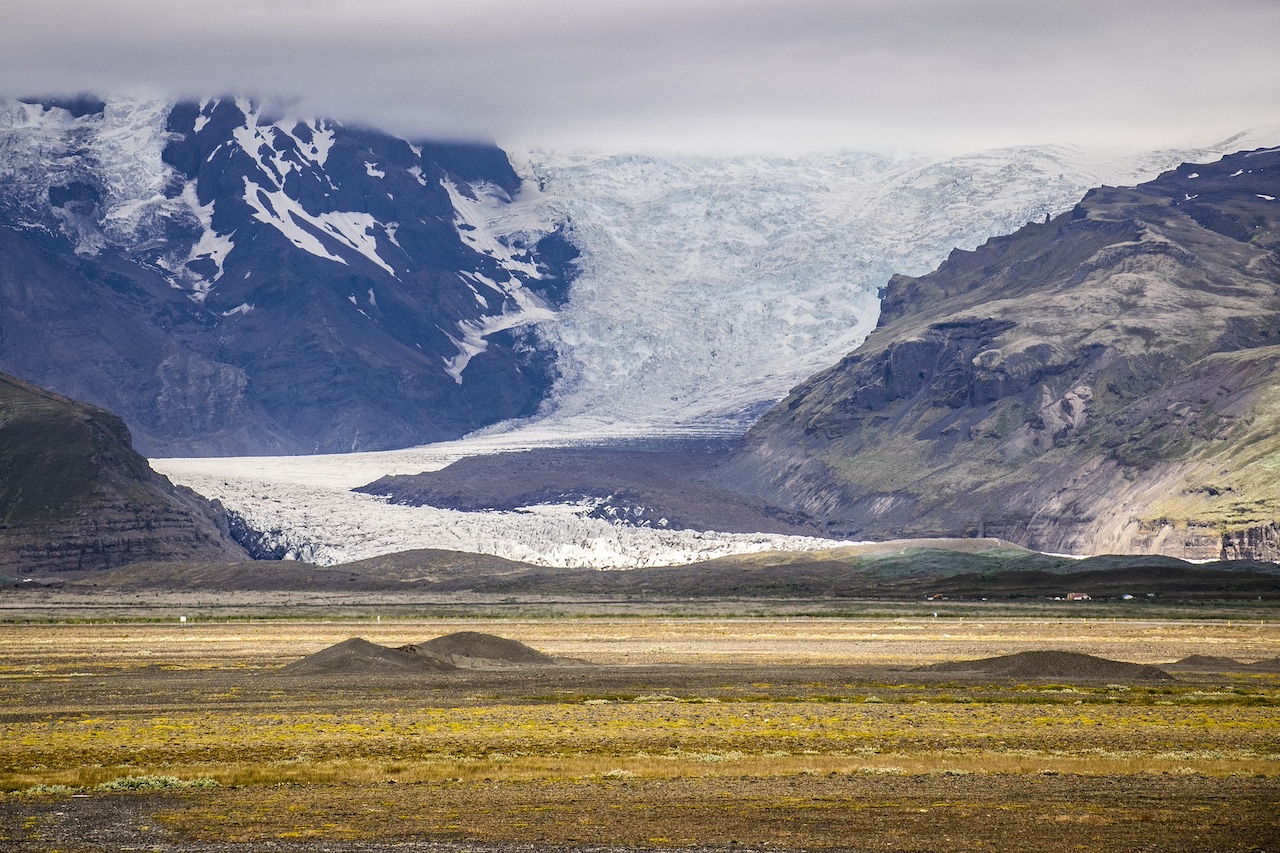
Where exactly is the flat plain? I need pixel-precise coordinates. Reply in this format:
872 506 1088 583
1 608 1277 851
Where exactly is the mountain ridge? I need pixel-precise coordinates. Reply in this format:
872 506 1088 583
362 146 1280 562
719 146 1280 560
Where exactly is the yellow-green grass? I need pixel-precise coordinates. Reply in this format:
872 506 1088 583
2 618 1278 797
4 691 1278 795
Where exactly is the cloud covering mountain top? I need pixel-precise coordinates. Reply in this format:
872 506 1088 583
2 0 1277 154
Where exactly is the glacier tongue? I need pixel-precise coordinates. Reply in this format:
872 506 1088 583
152 434 851 568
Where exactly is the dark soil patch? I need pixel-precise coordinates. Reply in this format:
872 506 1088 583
5 774 1278 852
1167 654 1249 672
918 650 1174 681
356 446 822 536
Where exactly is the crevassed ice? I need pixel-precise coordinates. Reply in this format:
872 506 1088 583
0 97 200 257
152 436 854 568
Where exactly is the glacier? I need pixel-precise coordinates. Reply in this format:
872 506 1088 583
153 127 1280 568
514 138 1280 433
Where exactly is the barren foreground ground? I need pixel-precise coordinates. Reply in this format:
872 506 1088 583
1 614 1277 851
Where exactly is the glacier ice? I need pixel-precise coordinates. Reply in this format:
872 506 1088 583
152 431 854 568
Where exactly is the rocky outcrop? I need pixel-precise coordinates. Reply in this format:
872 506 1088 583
1221 524 1280 562
722 147 1280 561
0 373 249 573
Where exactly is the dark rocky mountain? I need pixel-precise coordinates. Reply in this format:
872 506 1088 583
0 372 248 574
0 96 574 456
720 146 1280 560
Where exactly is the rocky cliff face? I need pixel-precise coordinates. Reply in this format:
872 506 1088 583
724 147 1280 561
0 97 574 456
0 373 249 573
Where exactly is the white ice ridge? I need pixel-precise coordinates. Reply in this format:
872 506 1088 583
152 426 852 568
509 133 1280 436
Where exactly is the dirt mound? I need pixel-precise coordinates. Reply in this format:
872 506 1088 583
281 637 458 675
1246 657 1280 672
918 650 1173 681
1167 655 1247 672
418 631 560 667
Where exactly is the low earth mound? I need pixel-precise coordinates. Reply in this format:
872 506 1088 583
1166 655 1280 673
1245 657 1280 672
919 650 1173 681
1167 655 1249 672
418 631 567 668
281 637 458 676
282 633 587 676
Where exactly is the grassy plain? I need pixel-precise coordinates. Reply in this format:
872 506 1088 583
0 613 1277 851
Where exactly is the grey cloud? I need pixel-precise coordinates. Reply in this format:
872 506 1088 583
1 0 1276 152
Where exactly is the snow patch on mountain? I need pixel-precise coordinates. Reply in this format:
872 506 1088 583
443 287 557 383
241 176 396 275
176 183 232 293
440 176 545 279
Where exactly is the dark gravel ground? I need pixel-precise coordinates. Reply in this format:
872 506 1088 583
3 773 1278 852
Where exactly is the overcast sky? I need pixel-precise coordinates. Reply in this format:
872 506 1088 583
2 0 1277 154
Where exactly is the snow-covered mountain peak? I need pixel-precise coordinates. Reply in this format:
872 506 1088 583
0 95 576 455
0 95 571 391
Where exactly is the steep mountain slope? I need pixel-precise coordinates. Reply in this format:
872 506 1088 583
0 97 573 455
0 372 248 574
722 147 1280 560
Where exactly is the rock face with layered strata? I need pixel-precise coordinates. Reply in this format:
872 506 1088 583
0 373 248 573
722 147 1280 560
